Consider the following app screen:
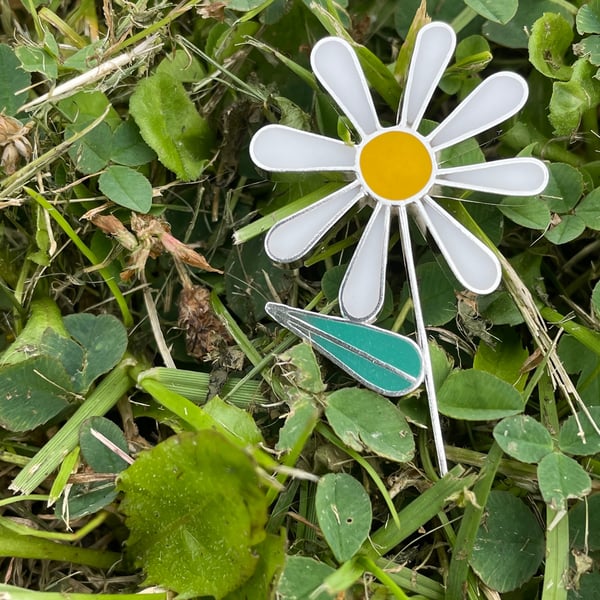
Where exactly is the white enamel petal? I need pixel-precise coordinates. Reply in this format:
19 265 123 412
250 124 356 172
417 196 501 294
339 203 390 323
311 37 380 138
265 182 362 263
436 158 549 196
399 22 456 129
428 73 528 151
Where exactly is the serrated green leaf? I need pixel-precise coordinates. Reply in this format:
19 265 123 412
130 72 214 181
0 356 75 431
465 0 517 24
544 214 585 244
325 388 415 462
528 13 573 80
277 556 335 600
98 165 152 213
537 452 591 510
315 473 371 563
558 406 600 456
110 120 156 166
0 44 31 115
438 369 524 421
493 415 554 463
80 416 130 473
119 431 267 599
470 491 544 593
577 0 600 34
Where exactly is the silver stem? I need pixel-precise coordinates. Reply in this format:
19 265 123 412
398 204 448 475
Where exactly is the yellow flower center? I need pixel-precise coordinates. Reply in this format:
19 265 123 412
359 131 433 202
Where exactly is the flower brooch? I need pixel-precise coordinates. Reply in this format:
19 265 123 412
248 22 549 474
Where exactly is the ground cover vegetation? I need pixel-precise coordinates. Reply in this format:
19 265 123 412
1 0 600 598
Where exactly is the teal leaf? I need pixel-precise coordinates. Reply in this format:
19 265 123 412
471 491 545 593
438 369 524 421
325 387 415 462
465 0 517 24
129 72 214 181
63 313 128 391
493 415 554 463
277 556 335 600
98 165 152 213
0 356 75 431
537 453 591 510
577 0 600 34
79 416 130 473
0 44 31 115
315 473 372 562
266 303 423 397
558 406 600 456
118 431 268 599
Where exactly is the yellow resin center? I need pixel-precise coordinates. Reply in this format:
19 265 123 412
359 131 433 201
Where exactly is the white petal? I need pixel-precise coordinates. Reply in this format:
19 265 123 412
311 37 380 138
417 196 501 294
436 158 549 196
399 22 456 129
339 203 390 323
250 124 356 172
428 73 528 151
265 182 362 263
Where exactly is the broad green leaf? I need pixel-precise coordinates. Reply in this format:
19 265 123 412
62 42 103 71
224 0 266 12
545 163 584 212
577 0 600 34
464 0 517 24
438 369 524 421
544 214 585 244
98 165 152 213
278 343 326 395
277 556 335 600
203 396 263 446
325 388 415 462
275 395 320 453
119 431 268 599
0 44 31 115
528 13 573 80
224 533 286 600
550 58 600 135
537 452 591 510
407 261 457 327
493 415 554 463
66 121 113 174
40 329 86 391
267 305 423 396
576 187 600 229
0 298 68 366
57 90 121 130
558 406 600 456
484 1 574 49
470 491 545 593
15 45 58 79
56 481 118 521
156 49 206 83
569 493 600 551
499 195 550 229
129 72 214 181
568 573 600 600
315 473 371 563
63 313 128 390
473 331 528 391
80 416 130 473
0 356 74 431
110 120 156 166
